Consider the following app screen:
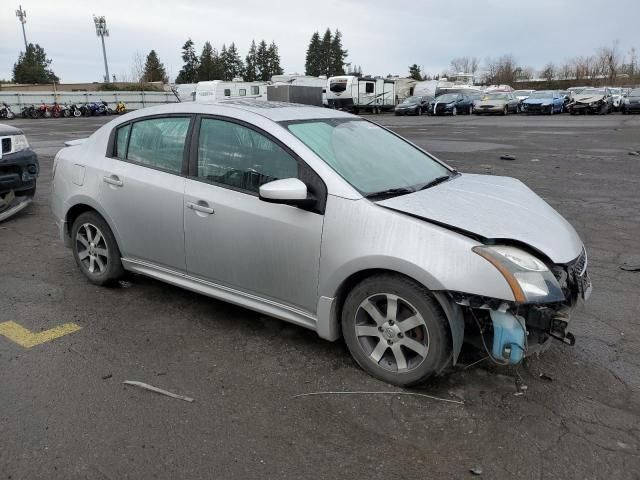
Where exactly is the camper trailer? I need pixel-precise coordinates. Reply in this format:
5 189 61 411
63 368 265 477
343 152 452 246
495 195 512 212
195 80 268 103
173 83 197 102
326 76 407 113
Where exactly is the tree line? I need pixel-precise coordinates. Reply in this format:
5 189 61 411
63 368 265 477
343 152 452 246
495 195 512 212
172 38 282 84
304 28 348 77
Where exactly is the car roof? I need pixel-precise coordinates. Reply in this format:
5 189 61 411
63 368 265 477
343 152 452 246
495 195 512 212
121 100 354 123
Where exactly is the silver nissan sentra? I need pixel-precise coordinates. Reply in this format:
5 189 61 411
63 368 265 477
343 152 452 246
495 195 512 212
51 100 591 386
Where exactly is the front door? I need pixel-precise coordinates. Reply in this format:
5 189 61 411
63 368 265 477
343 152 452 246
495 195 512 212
184 117 324 313
98 116 192 271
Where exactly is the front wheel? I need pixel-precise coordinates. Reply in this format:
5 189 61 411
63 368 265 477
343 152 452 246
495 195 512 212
503 105 509 116
6 111 15 120
71 212 124 286
452 106 457 116
342 274 452 386
416 107 422 116
468 105 473 115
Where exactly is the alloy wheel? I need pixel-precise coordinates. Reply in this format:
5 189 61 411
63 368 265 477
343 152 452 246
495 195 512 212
75 223 109 275
354 293 430 373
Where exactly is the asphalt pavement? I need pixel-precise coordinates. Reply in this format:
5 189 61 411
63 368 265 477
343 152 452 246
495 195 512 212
1 112 639 479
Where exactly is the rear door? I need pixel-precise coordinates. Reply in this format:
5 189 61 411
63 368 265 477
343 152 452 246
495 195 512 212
98 115 192 271
183 116 325 312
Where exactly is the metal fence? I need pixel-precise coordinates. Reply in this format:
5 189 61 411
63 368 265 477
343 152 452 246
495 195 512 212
0 91 179 111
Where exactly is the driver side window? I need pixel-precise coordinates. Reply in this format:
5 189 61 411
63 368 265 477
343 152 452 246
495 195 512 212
196 118 298 193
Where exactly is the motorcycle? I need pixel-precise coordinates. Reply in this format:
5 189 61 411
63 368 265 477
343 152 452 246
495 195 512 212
115 101 126 114
21 105 36 118
37 101 52 118
69 104 83 117
50 102 63 118
86 102 101 116
100 100 113 115
61 103 72 118
0 103 15 120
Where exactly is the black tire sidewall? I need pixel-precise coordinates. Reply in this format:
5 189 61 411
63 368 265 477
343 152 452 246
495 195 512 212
71 212 124 286
342 274 452 386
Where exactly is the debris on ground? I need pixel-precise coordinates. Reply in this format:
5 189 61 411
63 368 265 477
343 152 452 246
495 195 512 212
499 154 516 161
118 280 133 288
292 390 464 405
101 374 112 380
620 263 640 271
123 380 194 403
530 158 540 162
539 373 553 382
470 466 483 475
628 151 640 156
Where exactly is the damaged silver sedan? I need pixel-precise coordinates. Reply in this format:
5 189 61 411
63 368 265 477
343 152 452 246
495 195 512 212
51 101 590 386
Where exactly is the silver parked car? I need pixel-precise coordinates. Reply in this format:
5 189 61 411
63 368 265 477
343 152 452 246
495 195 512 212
51 101 591 386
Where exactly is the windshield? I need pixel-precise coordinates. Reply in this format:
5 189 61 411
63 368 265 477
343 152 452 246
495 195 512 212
329 80 347 92
285 119 451 196
402 96 419 104
630 89 640 97
513 90 532 96
529 91 554 99
436 94 458 102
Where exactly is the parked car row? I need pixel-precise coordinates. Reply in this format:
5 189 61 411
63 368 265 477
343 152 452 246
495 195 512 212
394 87 640 116
0 101 127 120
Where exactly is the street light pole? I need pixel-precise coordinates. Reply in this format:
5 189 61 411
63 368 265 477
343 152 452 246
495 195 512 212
93 15 110 83
15 5 28 51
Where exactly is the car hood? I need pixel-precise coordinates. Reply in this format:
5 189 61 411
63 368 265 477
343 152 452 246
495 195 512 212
397 102 417 107
477 99 506 105
574 94 605 103
0 123 22 136
376 173 582 264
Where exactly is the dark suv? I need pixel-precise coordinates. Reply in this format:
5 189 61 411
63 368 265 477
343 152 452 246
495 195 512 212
0 124 39 220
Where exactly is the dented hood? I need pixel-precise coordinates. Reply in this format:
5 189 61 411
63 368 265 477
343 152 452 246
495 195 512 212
376 173 583 264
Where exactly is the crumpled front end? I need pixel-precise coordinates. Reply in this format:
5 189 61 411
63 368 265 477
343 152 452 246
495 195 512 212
448 247 591 365
0 141 39 222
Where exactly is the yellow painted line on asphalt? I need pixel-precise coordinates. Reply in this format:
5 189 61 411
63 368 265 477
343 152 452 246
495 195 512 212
0 321 81 348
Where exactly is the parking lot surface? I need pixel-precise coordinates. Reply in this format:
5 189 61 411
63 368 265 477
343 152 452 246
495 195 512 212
2 113 640 479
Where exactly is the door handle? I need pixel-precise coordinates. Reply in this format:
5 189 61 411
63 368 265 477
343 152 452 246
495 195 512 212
187 201 215 215
103 175 123 187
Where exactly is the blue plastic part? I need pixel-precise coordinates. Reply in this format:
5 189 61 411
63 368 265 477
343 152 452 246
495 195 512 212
490 310 525 364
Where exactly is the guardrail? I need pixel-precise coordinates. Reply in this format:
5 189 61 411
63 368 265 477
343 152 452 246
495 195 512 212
0 91 179 111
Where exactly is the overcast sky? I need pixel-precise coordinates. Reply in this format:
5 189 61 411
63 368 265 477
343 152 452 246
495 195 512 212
1 0 638 83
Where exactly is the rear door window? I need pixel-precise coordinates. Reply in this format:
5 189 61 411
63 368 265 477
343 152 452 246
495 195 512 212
114 124 130 159
126 117 191 174
196 118 298 193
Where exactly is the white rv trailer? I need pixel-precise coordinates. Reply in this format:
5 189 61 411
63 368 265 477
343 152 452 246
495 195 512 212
413 80 439 98
173 83 197 102
271 74 328 105
195 80 268 103
326 76 413 113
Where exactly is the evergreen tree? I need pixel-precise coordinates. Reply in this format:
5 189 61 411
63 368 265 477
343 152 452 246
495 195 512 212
256 40 270 81
12 43 59 84
329 30 347 76
175 38 199 83
198 41 223 81
305 31 321 76
408 64 423 81
220 42 244 81
142 50 168 83
319 28 333 76
245 40 258 81
267 41 283 77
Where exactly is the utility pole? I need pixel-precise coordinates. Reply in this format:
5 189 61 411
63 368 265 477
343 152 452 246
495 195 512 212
15 5 28 51
93 15 110 83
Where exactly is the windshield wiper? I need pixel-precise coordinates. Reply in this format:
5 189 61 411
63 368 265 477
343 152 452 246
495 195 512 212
365 187 415 199
418 174 454 191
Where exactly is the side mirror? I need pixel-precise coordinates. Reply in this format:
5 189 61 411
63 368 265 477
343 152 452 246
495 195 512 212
259 178 312 207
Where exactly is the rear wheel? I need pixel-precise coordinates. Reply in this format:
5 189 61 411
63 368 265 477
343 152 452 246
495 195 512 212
342 274 451 386
71 211 124 286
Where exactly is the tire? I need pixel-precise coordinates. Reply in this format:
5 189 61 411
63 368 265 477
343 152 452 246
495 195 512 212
416 107 422 116
341 274 452 386
452 106 457 116
549 104 554 115
73 109 81 117
503 105 509 116
468 105 473 115
71 211 125 286
6 111 15 120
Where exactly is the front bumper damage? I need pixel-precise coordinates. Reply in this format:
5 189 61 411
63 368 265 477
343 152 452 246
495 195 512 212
448 248 591 365
0 148 39 222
